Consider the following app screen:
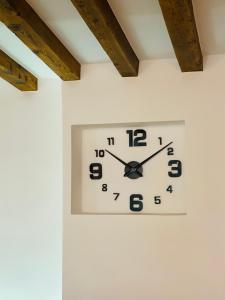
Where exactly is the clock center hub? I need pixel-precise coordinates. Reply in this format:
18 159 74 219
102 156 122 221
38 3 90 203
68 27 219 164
125 161 143 179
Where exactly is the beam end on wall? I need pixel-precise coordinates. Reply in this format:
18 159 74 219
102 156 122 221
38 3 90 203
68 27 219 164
158 0 203 72
0 49 37 91
0 0 81 81
70 0 139 77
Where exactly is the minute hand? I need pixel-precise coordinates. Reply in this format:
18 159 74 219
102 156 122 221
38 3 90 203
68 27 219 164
124 142 173 177
138 141 173 167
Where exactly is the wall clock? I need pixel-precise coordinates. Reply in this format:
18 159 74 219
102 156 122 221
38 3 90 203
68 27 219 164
71 121 185 214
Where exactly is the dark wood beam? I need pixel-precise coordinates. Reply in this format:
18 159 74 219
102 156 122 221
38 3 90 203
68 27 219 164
158 0 203 72
0 0 81 80
70 0 139 77
0 49 37 91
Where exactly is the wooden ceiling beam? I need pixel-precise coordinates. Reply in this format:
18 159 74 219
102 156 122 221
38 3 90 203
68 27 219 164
0 49 37 91
70 0 139 77
0 0 81 80
158 0 203 72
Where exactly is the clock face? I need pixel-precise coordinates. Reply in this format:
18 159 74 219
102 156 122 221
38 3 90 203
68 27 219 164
71 121 185 215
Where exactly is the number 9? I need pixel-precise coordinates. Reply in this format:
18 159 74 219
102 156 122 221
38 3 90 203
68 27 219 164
89 163 102 180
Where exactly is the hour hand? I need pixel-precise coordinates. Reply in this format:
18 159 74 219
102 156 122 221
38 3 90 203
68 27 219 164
105 149 128 166
105 149 142 177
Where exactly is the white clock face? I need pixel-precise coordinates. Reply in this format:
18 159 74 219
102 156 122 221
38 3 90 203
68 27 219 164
71 121 185 215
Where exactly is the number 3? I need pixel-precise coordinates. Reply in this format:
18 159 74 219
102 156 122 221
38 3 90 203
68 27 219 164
168 160 182 177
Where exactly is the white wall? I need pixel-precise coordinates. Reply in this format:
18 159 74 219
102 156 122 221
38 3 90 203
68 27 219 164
63 56 225 300
1 56 225 300
0 79 62 300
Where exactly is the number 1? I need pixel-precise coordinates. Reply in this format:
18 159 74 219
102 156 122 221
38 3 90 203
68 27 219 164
158 137 162 145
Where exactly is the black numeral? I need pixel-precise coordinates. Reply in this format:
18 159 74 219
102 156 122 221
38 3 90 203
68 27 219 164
102 184 107 191
154 196 161 204
158 137 162 145
167 147 174 155
89 163 102 180
130 194 143 212
107 137 115 146
168 160 182 177
126 129 147 147
113 193 120 200
166 185 173 193
95 149 105 157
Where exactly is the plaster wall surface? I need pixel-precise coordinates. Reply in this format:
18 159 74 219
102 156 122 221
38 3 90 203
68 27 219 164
63 57 225 300
0 79 62 300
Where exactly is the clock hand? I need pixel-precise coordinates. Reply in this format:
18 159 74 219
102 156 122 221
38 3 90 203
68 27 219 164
124 142 173 177
105 149 143 177
105 149 128 166
138 141 173 167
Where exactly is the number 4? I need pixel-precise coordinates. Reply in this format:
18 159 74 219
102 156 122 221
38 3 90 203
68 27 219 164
166 185 173 193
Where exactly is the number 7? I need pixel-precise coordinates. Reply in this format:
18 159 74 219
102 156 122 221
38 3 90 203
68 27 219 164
113 193 120 200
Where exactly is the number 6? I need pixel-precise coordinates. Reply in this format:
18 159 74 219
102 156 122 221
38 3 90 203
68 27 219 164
130 194 143 212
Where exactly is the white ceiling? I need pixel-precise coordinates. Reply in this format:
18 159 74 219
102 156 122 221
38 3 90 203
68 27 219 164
1 0 225 79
